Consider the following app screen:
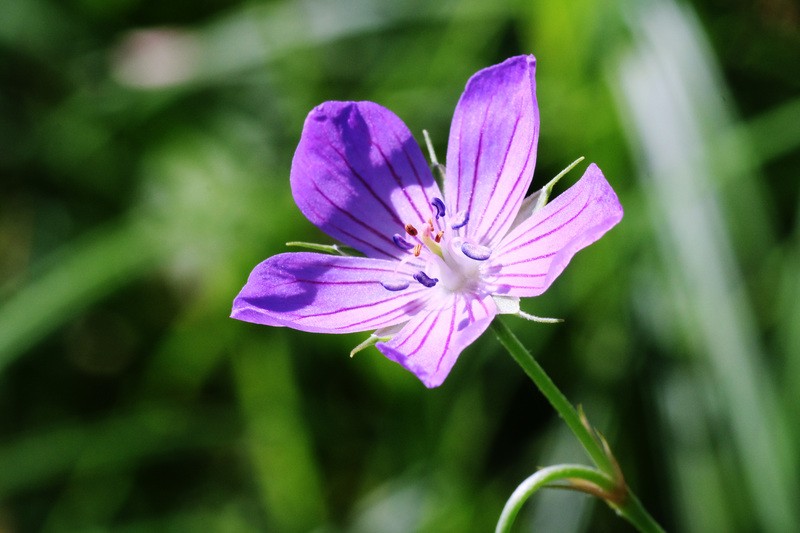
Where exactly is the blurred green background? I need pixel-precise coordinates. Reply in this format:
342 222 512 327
1 0 799 531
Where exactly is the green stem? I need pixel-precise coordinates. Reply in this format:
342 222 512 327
495 464 615 533
490 317 665 533
490 318 612 473
614 491 667 533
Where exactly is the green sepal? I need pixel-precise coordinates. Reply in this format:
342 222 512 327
349 334 391 358
532 156 585 213
286 241 360 256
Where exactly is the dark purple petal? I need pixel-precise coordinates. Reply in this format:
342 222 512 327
445 55 539 247
490 164 623 297
376 292 496 388
231 252 430 333
291 101 440 260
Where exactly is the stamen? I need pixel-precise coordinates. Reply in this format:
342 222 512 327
450 210 469 229
381 279 410 291
461 242 491 261
413 271 439 288
435 230 444 243
427 218 435 232
392 233 415 250
405 223 418 237
413 244 422 257
431 198 446 218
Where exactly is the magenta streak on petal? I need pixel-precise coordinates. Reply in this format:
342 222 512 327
496 283 545 292
464 92 494 219
399 139 434 207
498 195 588 255
394 311 432 351
294 288 426 322
476 294 490 316
291 278 381 286
465 294 475 322
500 251 556 267
495 273 547 279
482 118 538 245
371 141 427 223
342 297 429 330
475 111 524 241
307 181 396 259
387 123 436 211
434 302 457 374
324 144 405 228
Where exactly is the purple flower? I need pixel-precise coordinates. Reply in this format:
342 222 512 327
232 55 622 388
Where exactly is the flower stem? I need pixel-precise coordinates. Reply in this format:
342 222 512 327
495 464 615 533
490 317 665 533
490 317 612 473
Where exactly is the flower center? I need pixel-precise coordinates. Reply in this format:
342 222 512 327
380 198 491 293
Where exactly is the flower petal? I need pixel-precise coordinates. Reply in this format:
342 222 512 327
489 164 623 297
376 292 497 388
291 101 440 260
231 252 430 333
445 55 539 247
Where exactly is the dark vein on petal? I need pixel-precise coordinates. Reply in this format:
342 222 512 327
340 297 429 331
496 272 547 279
394 127 436 208
395 311 430 351
497 189 585 253
477 110 524 241
408 308 440 357
501 197 590 256
294 290 424 321
434 300 457 374
465 293 475 322
497 251 556 267
465 93 494 227
498 283 546 291
483 114 538 245
307 181 396 259
324 141 405 228
372 140 426 222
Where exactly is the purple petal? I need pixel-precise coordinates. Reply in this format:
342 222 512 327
489 164 622 297
445 55 539 247
291 101 440 260
231 252 430 333
376 292 496 388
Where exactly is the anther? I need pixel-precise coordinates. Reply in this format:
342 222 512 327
435 230 444 243
427 218 435 232
405 223 418 236
461 242 491 261
413 271 439 288
381 279 410 291
413 244 422 257
392 234 415 250
431 198 446 218
450 210 469 229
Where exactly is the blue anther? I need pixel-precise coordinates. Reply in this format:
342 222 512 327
381 279 410 291
450 210 469 229
431 198 446 218
392 233 415 250
461 242 491 261
413 271 439 288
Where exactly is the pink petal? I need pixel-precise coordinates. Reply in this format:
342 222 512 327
445 55 539 247
291 101 441 260
376 292 497 388
489 164 623 297
231 252 430 333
